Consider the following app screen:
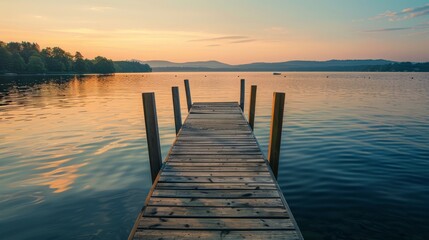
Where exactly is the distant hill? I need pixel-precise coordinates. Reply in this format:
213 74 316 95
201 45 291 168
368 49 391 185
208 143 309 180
137 59 404 72
140 60 232 69
235 60 394 71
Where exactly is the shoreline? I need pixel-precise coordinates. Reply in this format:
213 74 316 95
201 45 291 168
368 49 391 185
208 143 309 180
0 72 151 77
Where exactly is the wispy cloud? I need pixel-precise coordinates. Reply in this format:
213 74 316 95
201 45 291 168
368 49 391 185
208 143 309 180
371 4 429 21
365 27 412 32
365 22 429 33
189 36 248 42
189 35 257 46
230 39 256 44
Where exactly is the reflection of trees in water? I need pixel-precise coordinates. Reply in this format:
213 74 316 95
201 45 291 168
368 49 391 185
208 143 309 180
0 75 79 107
0 75 119 108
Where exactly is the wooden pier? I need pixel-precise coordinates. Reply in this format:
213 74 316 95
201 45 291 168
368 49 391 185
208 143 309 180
129 81 303 239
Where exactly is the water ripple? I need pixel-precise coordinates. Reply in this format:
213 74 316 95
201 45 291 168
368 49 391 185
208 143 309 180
1 73 429 239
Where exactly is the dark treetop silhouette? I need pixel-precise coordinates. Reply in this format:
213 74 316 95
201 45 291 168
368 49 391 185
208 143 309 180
0 41 152 74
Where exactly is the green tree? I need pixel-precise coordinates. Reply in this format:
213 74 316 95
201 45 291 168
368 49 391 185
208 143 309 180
20 42 40 63
40 47 73 72
84 59 94 72
0 42 12 72
52 47 72 71
11 53 26 73
73 51 87 73
92 56 115 73
6 42 22 54
27 55 46 73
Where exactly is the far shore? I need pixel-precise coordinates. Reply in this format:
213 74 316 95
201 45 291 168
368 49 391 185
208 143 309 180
0 72 152 77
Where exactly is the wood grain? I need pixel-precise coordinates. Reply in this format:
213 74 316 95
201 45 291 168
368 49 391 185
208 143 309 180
129 102 302 240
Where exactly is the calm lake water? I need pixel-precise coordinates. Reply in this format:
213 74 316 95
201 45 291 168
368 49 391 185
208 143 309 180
1 72 429 240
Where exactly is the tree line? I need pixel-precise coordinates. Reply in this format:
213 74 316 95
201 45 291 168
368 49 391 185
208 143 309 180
361 62 429 72
0 41 151 74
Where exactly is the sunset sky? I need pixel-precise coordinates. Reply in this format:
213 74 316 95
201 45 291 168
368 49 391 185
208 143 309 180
1 0 428 64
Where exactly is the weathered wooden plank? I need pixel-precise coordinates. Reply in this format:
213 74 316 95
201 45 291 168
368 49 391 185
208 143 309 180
163 166 269 172
170 152 264 156
182 128 251 131
166 159 265 163
161 171 270 177
172 146 261 150
166 162 267 167
177 135 255 138
179 133 253 137
138 217 295 230
171 145 261 150
173 143 259 146
158 176 274 183
170 151 262 155
129 101 302 240
182 127 250 130
175 139 257 143
187 115 244 119
143 206 289 218
156 182 276 190
167 158 265 162
152 189 280 198
147 197 285 207
173 150 260 153
194 101 238 103
134 230 300 240
168 155 265 158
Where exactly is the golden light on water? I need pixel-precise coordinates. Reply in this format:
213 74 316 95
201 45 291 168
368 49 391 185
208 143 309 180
32 162 88 193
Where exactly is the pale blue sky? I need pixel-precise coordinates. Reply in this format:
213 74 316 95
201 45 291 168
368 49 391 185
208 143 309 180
1 0 428 63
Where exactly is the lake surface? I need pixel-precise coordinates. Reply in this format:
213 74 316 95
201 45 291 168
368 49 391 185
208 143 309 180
1 72 429 240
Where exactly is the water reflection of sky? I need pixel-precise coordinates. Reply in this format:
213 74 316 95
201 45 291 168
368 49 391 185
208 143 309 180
1 72 429 239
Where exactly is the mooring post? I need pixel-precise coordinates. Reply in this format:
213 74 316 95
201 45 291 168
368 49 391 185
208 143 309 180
240 79 245 111
268 92 285 179
172 86 182 134
248 85 257 130
142 92 163 183
184 79 192 112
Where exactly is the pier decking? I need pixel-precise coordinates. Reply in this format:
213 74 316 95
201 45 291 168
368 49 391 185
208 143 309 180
129 101 303 239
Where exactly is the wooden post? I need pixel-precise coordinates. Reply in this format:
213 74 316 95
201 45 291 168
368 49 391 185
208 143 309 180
240 79 245 111
248 85 257 130
184 79 192 112
172 86 182 134
142 92 163 183
268 92 285 179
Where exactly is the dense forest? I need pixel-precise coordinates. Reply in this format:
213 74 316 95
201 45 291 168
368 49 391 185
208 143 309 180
0 41 151 74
